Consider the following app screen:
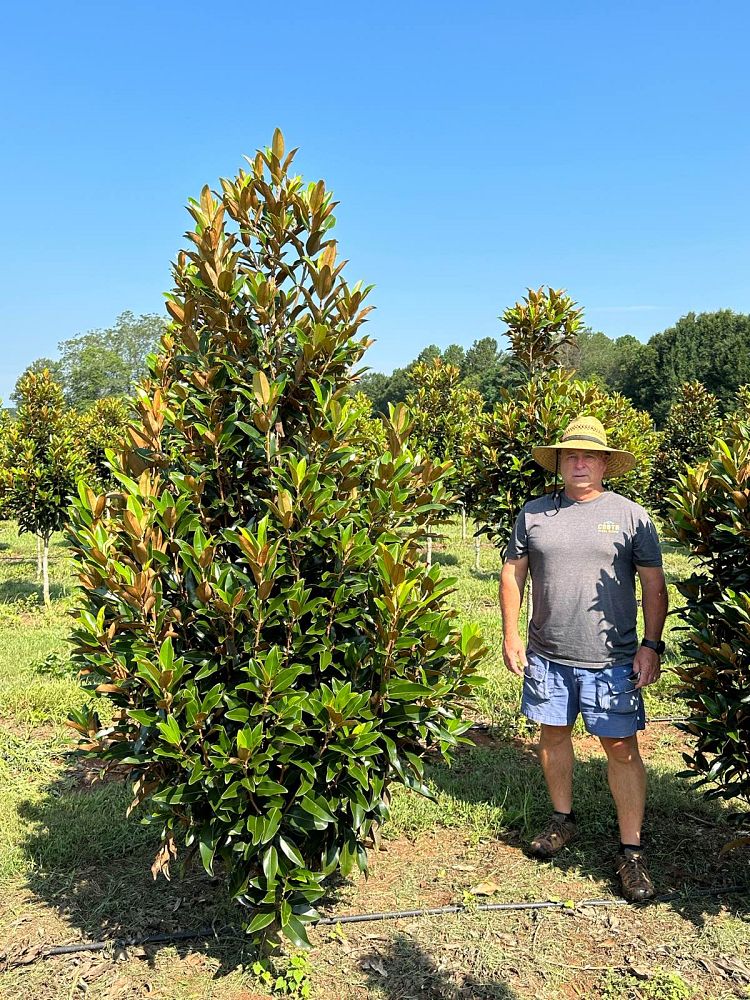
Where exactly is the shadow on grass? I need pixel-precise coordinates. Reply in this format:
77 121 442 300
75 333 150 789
15 767 255 976
427 742 750 930
0 579 67 603
362 933 520 999
470 568 500 583
15 762 349 979
431 552 458 567
15 742 749 982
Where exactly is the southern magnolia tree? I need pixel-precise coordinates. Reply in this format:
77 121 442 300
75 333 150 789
67 132 485 947
667 397 750 813
0 405 14 520
471 369 659 552
3 371 85 604
74 396 132 491
648 380 721 517
502 286 584 377
405 359 484 547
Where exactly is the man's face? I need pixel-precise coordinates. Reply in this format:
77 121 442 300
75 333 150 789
559 448 608 492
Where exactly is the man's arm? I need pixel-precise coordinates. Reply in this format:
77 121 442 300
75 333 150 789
632 565 669 689
500 557 529 676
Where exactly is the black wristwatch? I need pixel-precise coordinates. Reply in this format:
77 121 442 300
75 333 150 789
641 638 666 655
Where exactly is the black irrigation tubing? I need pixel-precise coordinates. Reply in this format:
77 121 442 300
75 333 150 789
11 883 749 967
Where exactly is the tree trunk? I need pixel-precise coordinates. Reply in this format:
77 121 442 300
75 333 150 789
42 535 50 608
36 534 42 582
474 536 481 571
460 505 467 542
426 533 433 568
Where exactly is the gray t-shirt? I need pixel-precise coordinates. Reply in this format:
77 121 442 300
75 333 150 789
505 491 662 668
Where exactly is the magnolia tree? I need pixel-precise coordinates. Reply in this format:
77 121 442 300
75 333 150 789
471 288 658 553
2 371 85 604
648 380 720 518
73 396 132 491
67 132 485 948
667 395 750 815
503 286 584 377
405 358 484 553
470 370 659 553
0 405 14 520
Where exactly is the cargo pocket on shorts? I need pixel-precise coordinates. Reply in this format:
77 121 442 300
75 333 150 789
596 672 639 714
523 657 549 702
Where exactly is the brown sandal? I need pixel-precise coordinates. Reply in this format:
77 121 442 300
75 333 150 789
529 815 577 858
616 849 655 901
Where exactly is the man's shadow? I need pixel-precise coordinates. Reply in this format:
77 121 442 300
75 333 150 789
427 740 750 930
360 933 520 999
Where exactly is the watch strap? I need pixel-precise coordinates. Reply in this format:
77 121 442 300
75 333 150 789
641 637 665 654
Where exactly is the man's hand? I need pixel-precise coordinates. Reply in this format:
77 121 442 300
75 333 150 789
631 645 661 689
503 634 528 676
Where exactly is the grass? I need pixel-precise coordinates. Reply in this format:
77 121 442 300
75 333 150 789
0 517 748 1000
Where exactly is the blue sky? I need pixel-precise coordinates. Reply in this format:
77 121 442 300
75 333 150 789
2 1 748 401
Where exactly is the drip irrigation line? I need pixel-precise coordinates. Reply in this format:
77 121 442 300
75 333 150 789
8 883 748 968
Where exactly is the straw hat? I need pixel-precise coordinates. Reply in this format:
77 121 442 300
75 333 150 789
532 415 636 478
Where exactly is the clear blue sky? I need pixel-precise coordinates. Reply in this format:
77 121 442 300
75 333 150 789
2 1 749 402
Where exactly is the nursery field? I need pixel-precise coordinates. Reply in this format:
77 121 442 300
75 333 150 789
0 519 748 1000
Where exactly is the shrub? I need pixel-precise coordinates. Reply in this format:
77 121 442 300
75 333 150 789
648 380 720 518
470 369 659 551
67 132 485 948
667 399 750 807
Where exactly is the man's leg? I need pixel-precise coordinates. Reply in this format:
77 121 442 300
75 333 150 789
600 734 654 900
599 734 645 844
538 723 575 813
528 723 577 858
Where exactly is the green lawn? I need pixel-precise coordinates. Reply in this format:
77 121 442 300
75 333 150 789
0 518 748 1000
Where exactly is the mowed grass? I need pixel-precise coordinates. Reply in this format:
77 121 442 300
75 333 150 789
0 517 748 1000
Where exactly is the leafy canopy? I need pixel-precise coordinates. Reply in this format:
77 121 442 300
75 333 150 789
667 391 750 808
470 369 659 550
67 131 485 949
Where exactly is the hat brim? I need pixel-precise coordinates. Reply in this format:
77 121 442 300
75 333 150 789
531 442 636 478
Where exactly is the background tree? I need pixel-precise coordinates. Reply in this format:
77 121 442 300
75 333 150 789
73 396 132 490
358 337 512 415
16 312 165 411
58 311 165 409
624 311 750 424
502 286 584 377
461 336 513 406
648 381 721 517
405 358 484 550
470 369 659 552
4 370 85 604
667 397 750 813
67 132 484 948
442 343 466 369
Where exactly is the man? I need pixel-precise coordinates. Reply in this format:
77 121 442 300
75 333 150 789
500 415 668 901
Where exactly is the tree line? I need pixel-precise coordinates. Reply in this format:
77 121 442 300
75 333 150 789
11 310 164 411
358 308 750 427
